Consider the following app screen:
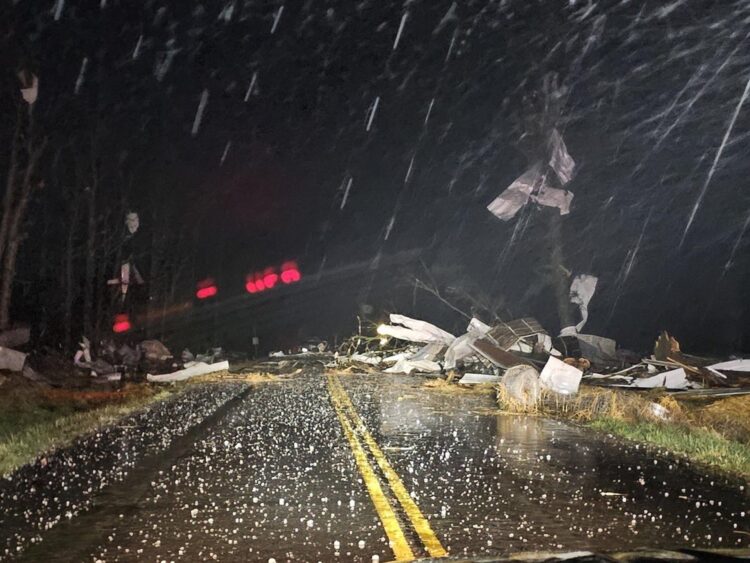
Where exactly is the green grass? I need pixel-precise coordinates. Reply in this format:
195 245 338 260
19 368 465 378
588 417 750 480
0 386 173 477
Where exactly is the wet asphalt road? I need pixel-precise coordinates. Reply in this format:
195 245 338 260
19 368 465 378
14 373 750 562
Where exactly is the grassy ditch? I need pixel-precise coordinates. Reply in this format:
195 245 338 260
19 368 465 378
497 385 750 480
0 384 174 477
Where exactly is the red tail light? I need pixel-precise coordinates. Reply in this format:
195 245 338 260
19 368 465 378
113 314 131 333
196 279 218 299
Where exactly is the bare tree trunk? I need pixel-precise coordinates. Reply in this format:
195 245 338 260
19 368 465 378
93 209 112 344
0 113 46 330
548 211 573 331
63 200 79 350
0 104 23 269
83 168 98 338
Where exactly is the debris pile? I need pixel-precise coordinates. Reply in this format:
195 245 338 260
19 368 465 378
336 312 750 399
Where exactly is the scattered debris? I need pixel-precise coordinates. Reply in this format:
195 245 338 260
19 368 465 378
574 334 618 366
0 347 27 372
18 70 39 105
140 340 173 361
384 358 441 374
486 163 543 221
539 356 582 395
487 318 549 353
459 373 501 385
0 327 30 349
349 353 382 366
444 318 491 370
499 365 541 406
147 360 230 383
377 313 455 345
631 368 690 390
566 274 598 334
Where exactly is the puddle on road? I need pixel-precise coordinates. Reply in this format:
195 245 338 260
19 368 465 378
344 373 750 559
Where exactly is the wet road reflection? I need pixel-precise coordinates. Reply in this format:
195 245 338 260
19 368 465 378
16 373 749 562
343 373 749 559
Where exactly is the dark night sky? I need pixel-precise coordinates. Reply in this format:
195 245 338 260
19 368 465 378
4 0 750 352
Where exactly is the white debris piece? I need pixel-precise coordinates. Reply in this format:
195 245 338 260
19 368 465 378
0 347 27 372
409 342 444 362
539 356 582 395
269 351 285 357
378 314 455 345
459 373 500 384
631 368 690 390
126 211 139 234
444 317 491 370
384 358 440 374
74 336 92 367
18 72 39 105
565 274 598 333
349 354 382 366
486 164 542 221
707 359 750 372
530 185 574 215
381 352 411 365
649 402 669 420
147 361 229 383
548 128 576 185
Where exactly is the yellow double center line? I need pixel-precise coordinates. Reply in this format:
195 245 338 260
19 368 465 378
327 374 447 561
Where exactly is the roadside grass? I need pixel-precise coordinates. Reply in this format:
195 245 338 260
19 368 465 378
588 417 750 479
0 384 173 477
497 385 750 480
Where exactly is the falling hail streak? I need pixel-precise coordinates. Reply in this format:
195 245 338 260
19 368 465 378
192 89 209 137
424 98 435 125
393 12 408 50
244 72 258 102
384 215 396 240
680 72 750 248
53 0 64 20
132 35 143 60
366 96 380 131
655 43 741 151
622 211 651 283
723 209 750 274
404 155 415 183
607 210 652 325
340 177 353 210
271 5 284 34
445 29 457 63
220 141 232 166
74 57 88 95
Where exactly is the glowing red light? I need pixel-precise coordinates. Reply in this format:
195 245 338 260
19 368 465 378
255 276 266 291
196 286 217 299
263 272 279 288
280 261 301 284
196 278 218 299
245 279 258 294
113 314 131 333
